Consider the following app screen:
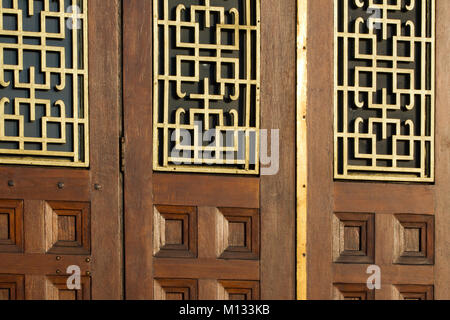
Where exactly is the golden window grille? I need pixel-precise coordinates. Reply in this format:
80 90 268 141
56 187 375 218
334 0 435 182
153 0 261 174
0 0 88 167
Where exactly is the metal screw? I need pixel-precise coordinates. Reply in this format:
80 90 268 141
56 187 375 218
7 180 14 187
56 256 61 261
94 184 102 191
86 271 91 276
85 258 91 263
57 182 65 189
56 269 61 274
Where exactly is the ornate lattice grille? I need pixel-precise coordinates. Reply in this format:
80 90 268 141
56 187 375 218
153 0 260 174
0 0 88 167
334 0 435 182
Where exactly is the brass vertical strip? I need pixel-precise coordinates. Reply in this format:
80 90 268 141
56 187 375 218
296 0 308 301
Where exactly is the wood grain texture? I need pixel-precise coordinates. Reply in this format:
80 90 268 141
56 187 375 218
123 0 154 299
25 275 46 300
154 174 259 209
0 167 89 201
88 0 122 299
434 0 450 300
154 259 259 281
306 0 335 299
334 183 434 214
260 0 297 300
23 200 44 254
333 264 434 284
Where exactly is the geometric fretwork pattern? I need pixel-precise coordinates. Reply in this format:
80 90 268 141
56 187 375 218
334 0 435 182
153 0 260 174
0 0 88 167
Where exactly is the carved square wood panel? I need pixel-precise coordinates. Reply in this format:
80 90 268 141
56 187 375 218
218 280 260 300
333 212 375 263
154 278 198 300
333 283 375 300
393 284 434 300
0 274 24 300
154 205 198 258
216 208 259 260
44 201 90 255
0 199 23 253
46 275 91 300
394 214 434 265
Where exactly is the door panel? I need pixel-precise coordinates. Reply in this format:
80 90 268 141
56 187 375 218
307 0 450 300
123 0 296 300
0 0 122 300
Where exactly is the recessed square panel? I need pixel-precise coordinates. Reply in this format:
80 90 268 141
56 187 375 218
44 201 90 255
0 214 9 240
216 208 259 260
154 278 198 300
333 212 375 264
394 284 434 300
153 205 197 258
333 283 375 300
218 280 260 300
228 221 246 248
0 274 24 300
46 275 91 300
0 199 23 253
394 214 434 265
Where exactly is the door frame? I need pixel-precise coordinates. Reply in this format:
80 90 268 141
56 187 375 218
123 0 297 300
0 0 122 300
302 0 450 299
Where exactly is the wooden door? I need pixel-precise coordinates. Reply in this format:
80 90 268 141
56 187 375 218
123 0 296 300
0 0 122 300
306 0 450 300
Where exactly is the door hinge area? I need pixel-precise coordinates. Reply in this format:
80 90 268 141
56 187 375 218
120 136 126 173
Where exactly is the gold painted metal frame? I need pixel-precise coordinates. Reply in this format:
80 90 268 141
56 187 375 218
153 0 261 174
296 0 307 300
0 0 89 167
333 0 435 182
